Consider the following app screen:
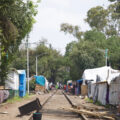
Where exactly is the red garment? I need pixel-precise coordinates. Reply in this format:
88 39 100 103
64 85 66 90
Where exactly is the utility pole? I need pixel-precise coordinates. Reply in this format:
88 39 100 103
105 49 108 66
36 53 48 76
36 56 38 76
26 34 29 94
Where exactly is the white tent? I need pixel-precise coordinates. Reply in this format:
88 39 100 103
83 66 111 84
5 69 19 90
82 66 120 105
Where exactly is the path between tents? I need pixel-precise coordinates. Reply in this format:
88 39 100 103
0 90 119 120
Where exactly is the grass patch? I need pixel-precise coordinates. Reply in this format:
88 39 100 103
7 94 30 104
95 101 102 106
85 97 94 103
85 97 103 106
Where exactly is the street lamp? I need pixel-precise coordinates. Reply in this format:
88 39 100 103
105 49 108 66
97 48 108 66
36 53 48 76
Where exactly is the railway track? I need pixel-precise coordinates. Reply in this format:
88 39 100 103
62 91 116 120
29 90 115 120
62 91 87 120
40 90 82 120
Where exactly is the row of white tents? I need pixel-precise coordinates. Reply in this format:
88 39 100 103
82 66 120 105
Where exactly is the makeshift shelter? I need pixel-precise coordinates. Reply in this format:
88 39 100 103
5 68 19 97
35 75 45 86
35 75 46 92
82 66 120 105
18 70 26 97
5 69 19 90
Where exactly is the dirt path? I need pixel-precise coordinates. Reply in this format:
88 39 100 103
41 90 81 120
0 93 51 120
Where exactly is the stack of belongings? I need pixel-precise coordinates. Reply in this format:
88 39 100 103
0 86 9 104
34 76 45 93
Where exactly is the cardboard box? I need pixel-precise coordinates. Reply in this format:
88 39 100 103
35 84 45 92
0 86 5 90
81 85 88 96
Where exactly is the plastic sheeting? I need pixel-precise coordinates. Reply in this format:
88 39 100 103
82 66 120 84
5 71 19 90
109 77 120 105
35 76 45 86
45 78 49 90
97 83 107 105
82 66 120 105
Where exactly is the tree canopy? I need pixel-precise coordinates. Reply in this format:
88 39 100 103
10 40 69 84
0 0 38 84
60 1 120 81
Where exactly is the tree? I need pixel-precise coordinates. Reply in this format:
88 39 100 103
105 36 120 69
10 41 68 84
67 41 104 80
0 0 38 84
61 23 83 40
86 2 120 37
85 6 108 32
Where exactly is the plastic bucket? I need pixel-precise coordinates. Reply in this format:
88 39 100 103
33 112 42 120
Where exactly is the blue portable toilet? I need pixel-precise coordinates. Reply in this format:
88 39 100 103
18 70 26 97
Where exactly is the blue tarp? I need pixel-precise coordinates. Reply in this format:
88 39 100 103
77 79 83 84
35 75 45 86
76 79 83 95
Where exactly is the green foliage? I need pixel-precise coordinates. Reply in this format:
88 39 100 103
7 94 30 104
61 23 83 40
29 78 36 91
60 1 120 81
61 26 106 80
86 2 120 36
85 97 94 103
105 36 120 69
10 40 69 84
68 40 104 80
85 6 108 31
0 0 38 84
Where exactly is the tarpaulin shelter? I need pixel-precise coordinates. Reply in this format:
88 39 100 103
5 68 19 98
18 70 26 97
35 75 45 86
82 66 120 105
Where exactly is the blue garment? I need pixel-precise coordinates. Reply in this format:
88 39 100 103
35 76 45 86
77 79 83 83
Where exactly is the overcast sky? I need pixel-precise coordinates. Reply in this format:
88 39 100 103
29 0 110 54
